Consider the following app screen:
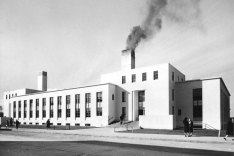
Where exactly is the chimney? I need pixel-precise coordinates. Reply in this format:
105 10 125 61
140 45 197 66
121 49 135 70
38 71 47 91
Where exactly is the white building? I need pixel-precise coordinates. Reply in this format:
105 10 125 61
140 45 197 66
3 49 231 129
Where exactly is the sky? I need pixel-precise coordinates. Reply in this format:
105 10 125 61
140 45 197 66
0 0 234 116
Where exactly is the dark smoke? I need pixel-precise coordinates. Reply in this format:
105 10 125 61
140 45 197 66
125 0 201 51
126 0 167 50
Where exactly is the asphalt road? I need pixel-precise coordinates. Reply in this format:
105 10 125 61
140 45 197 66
0 141 234 156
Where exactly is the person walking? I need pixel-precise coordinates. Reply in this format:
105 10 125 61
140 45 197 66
46 119 50 129
224 118 233 141
188 118 193 137
16 120 20 129
6 120 9 129
183 117 189 137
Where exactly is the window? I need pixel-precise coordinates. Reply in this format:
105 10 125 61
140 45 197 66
30 99 33 118
15 93 17 96
172 89 174 101
42 98 46 118
13 101 16 118
96 92 102 116
18 101 21 118
6 95 7 99
50 97 54 118
132 74 136 83
122 92 126 102
181 78 184 82
112 94 114 100
24 100 27 118
36 99 39 118
57 96 62 118
85 93 91 117
178 109 181 116
138 91 145 115
193 88 202 119
122 76 126 84
153 71 158 80
172 72 174 81
172 106 174 115
177 76 179 82
142 72 146 81
66 95 70 118
75 94 80 118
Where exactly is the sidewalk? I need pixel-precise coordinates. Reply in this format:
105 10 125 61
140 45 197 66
8 127 234 152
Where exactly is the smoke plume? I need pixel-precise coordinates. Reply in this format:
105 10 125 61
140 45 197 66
125 0 201 51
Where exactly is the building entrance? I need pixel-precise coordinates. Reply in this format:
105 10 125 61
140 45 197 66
193 88 202 127
138 91 145 116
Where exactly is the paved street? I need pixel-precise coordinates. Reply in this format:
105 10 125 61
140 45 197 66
0 141 233 156
0 127 234 155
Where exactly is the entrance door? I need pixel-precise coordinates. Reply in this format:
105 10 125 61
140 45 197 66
138 91 145 116
122 107 126 116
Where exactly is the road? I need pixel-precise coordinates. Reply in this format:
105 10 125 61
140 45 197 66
0 131 234 156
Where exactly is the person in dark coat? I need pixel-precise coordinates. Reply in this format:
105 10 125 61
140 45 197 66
10 118 13 126
224 118 233 141
120 115 123 125
183 117 189 137
188 118 193 137
46 119 50 129
6 120 9 128
16 120 20 129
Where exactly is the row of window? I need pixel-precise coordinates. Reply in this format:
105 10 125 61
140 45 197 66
13 92 104 119
6 93 17 100
122 71 158 84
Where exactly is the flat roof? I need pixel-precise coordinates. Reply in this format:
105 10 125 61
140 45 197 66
11 83 116 98
176 77 231 96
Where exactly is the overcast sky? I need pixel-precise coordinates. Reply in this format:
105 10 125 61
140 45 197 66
0 0 234 116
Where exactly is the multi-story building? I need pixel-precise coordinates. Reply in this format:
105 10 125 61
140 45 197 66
3 49 231 129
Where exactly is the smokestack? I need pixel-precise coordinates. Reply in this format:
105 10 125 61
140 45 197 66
121 49 135 70
38 71 47 91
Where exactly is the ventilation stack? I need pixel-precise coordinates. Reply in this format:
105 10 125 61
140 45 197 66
121 49 135 70
38 71 47 91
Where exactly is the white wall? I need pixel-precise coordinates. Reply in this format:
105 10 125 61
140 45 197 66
202 79 221 129
7 84 115 127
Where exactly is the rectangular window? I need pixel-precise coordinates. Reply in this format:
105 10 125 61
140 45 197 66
178 109 181 116
18 101 21 118
50 97 54 118
96 92 102 116
13 101 16 118
172 72 174 81
57 96 62 118
153 71 158 80
177 76 179 82
138 91 145 115
66 95 70 118
112 94 114 100
24 100 27 118
122 92 126 102
30 99 33 118
85 93 91 117
34 99 38 118
132 74 136 83
172 106 174 115
181 78 184 82
6 95 7 99
75 94 80 118
193 88 202 120
142 72 146 81
172 89 174 101
42 98 46 118
122 76 126 84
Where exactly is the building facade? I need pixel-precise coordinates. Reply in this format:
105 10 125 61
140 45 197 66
3 50 231 129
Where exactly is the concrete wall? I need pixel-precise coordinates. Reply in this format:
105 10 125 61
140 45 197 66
7 84 115 127
202 79 221 129
101 63 185 129
175 81 202 128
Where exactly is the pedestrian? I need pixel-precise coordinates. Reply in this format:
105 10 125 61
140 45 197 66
120 115 123 125
46 119 50 129
188 118 193 137
10 118 13 126
6 120 9 128
224 118 233 141
16 120 20 129
183 117 188 137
